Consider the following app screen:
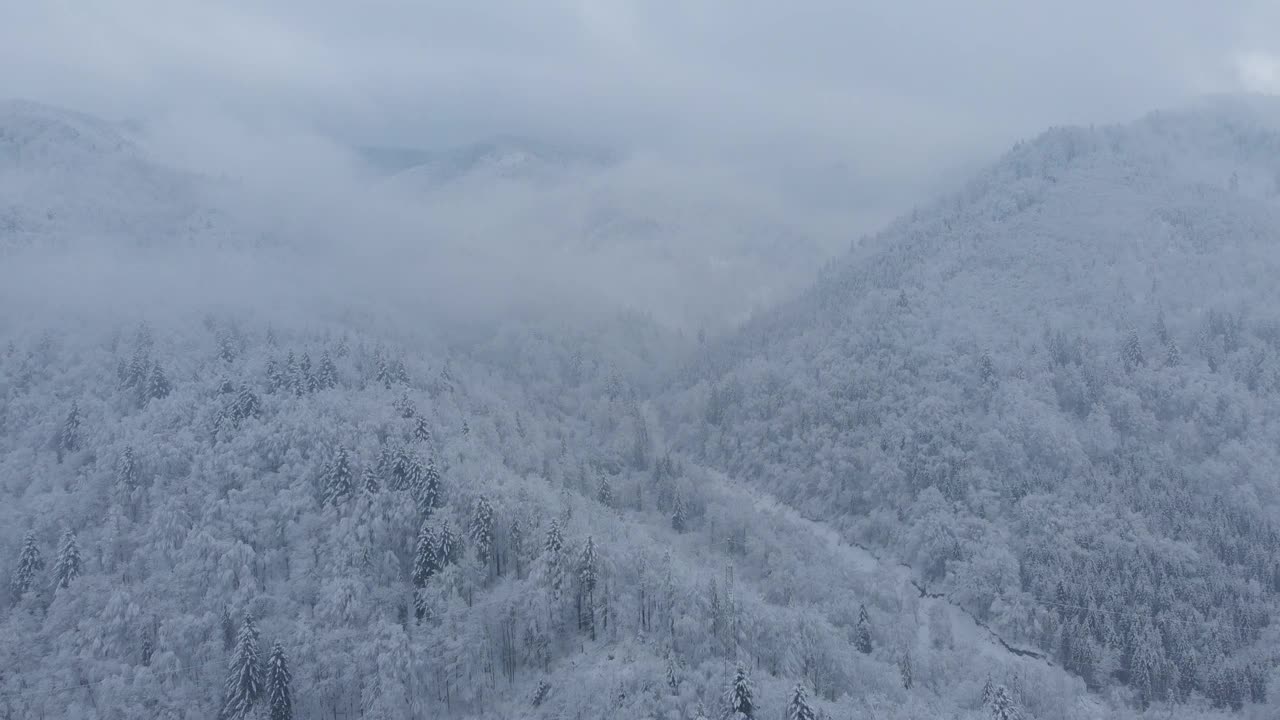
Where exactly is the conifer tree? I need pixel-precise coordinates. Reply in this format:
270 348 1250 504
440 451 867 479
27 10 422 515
412 523 439 620
470 496 495 567
298 354 314 395
435 521 460 567
1122 328 1145 371
787 683 816 720
413 415 431 444
412 524 439 588
855 604 873 654
11 532 43 596
596 474 613 508
723 665 755 720
147 362 171 400
544 519 565 599
990 685 1020 720
361 465 381 495
509 516 525 578
414 457 443 516
316 352 338 390
321 446 354 507
56 401 80 461
266 641 293 720
577 536 599 639
221 614 263 720
672 494 687 533
221 607 236 652
117 446 139 496
52 529 81 590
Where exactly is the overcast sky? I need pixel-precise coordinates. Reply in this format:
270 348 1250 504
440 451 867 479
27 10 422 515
4 1 1280 195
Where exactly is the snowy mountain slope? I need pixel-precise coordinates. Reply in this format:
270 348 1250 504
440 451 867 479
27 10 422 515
665 96 1280 711
0 101 247 251
4 97 1275 720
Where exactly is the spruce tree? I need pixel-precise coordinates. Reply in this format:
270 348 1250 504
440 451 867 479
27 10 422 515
52 529 81 590
412 524 439 588
855 604 872 654
596 475 613 508
577 536 598 639
990 685 1020 720
316 352 338 390
1122 328 1145 371
57 402 80 461
470 496 495 566
435 521 460 567
544 519 565 600
11 532 43 596
361 465 381 495
222 607 237 652
723 665 755 720
671 494 687 533
266 641 293 720
414 457 443 516
320 446 354 507
147 362 171 400
787 683 815 720
413 415 431 444
221 614 263 720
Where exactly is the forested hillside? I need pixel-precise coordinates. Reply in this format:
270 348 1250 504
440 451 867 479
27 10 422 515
666 97 1280 712
4 97 1280 720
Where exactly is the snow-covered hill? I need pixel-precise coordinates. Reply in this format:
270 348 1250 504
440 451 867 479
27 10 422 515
667 95 1280 713
3 97 1277 720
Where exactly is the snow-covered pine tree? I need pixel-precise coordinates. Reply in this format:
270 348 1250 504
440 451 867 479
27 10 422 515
898 650 913 690
361 464 381 495
577 536 599 639
265 357 283 393
321 446 354 507
412 523 439 588
509 517 524 578
56 401 80 461
391 445 419 492
855 604 872 654
544 519 565 600
723 665 755 720
990 685 1021 720
414 456 443 516
316 351 338 390
221 607 236 652
435 521 460 567
666 654 681 694
787 683 815 720
671 493 687 533
116 446 139 496
596 474 613 508
11 532 43 596
52 529 81 590
298 354 314 395
221 614 263 720
470 496 495 567
266 641 293 720
283 352 299 393
394 392 416 418
374 351 392 389
147 362 171 400
411 416 431 447
1122 328 1145 371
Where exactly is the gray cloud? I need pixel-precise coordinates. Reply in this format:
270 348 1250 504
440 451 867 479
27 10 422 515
3 1 1278 251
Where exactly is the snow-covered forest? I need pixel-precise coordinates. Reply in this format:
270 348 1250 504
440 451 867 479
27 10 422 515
6 84 1280 720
